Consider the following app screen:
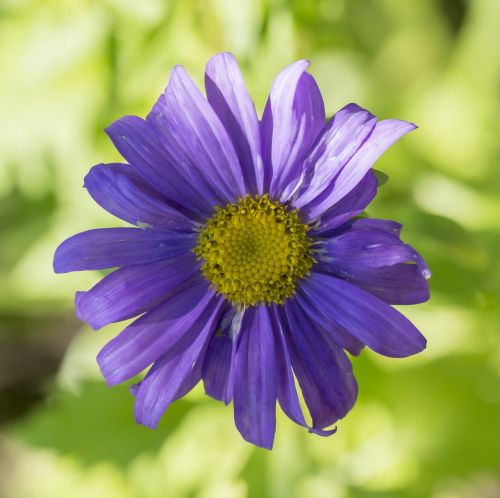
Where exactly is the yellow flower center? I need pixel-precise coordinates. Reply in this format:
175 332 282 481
195 194 314 306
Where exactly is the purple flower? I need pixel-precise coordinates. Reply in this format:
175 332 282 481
54 53 430 449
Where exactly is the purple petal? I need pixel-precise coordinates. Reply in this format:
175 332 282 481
332 264 431 305
318 215 404 239
319 229 422 268
147 65 246 204
270 306 338 435
84 163 194 232
290 296 365 356
97 282 215 385
233 306 277 450
75 254 201 330
303 119 416 219
280 300 358 431
268 306 307 428
297 272 427 358
134 294 224 429
260 60 325 198
54 228 196 273
315 223 430 304
105 116 214 220
310 171 378 235
344 217 403 236
202 307 241 404
205 52 263 195
292 104 377 210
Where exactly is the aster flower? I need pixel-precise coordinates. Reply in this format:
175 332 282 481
54 52 430 449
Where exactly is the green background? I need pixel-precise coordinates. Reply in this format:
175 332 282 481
1 0 499 497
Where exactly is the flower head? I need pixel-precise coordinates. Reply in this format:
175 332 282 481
54 53 430 449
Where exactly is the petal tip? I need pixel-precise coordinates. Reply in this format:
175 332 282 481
130 383 140 397
170 64 187 80
397 119 418 133
309 425 338 437
53 242 67 274
209 51 236 63
134 404 159 430
96 350 120 386
343 102 371 115
137 418 158 430
75 291 101 331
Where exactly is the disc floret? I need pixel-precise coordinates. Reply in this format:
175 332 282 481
195 195 314 306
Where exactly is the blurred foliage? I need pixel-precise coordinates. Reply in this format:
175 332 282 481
8 382 195 467
1 0 500 497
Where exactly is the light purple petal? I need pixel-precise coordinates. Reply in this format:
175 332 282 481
280 300 358 431
84 163 194 232
297 272 427 358
147 65 246 204
202 307 240 404
54 228 196 273
105 116 213 220
260 60 325 198
75 254 201 330
303 119 416 219
97 282 214 385
205 52 263 195
310 171 378 235
292 104 376 209
134 294 224 429
233 306 277 450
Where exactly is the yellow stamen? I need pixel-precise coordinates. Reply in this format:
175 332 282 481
195 194 314 306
